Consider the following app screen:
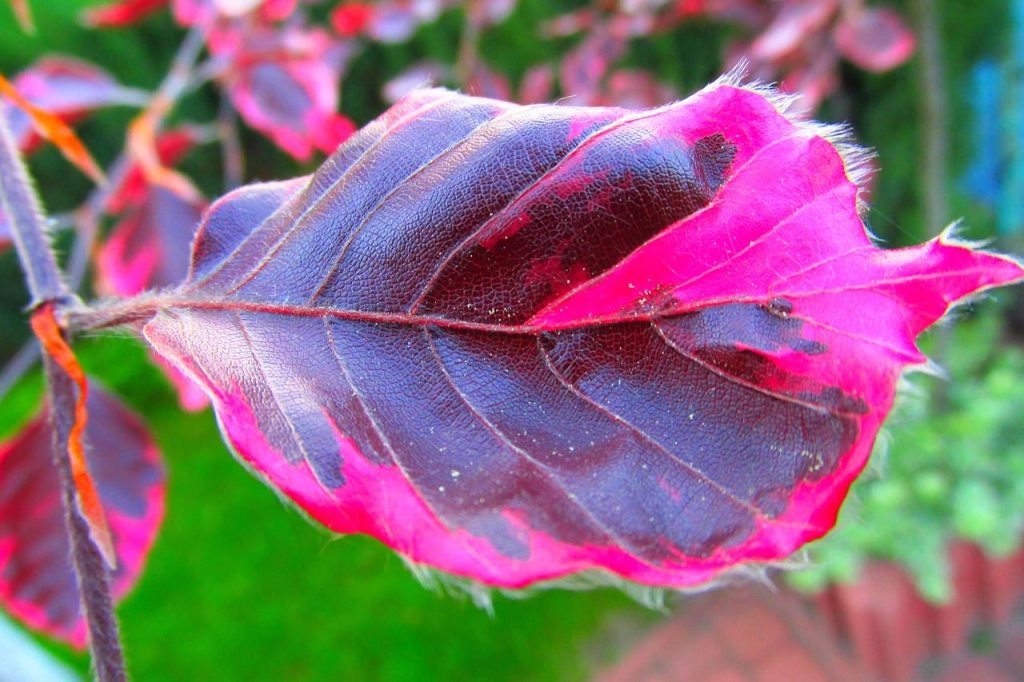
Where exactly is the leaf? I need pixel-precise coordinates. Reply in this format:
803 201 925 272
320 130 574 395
518 64 554 105
0 208 9 253
172 0 297 25
0 385 165 647
106 126 201 214
466 0 516 28
382 61 452 104
603 69 677 109
2 56 140 153
97 184 210 411
362 1 444 44
330 2 375 37
748 0 838 63
833 7 916 73
560 22 629 105
212 23 356 161
97 128 210 411
124 84 1024 589
465 62 512 102
8 0 33 33
81 0 168 27
98 184 206 297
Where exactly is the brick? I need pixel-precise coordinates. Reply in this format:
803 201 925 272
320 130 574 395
932 656 1015 682
701 667 751 682
754 644 830 682
995 621 1024 679
712 601 791 664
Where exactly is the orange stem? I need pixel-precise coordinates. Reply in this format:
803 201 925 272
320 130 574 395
30 303 117 569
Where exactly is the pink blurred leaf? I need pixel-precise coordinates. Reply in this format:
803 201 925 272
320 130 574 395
81 0 168 27
330 2 374 37
560 22 629 104
603 69 678 109
97 129 210 411
8 0 34 32
0 208 9 253
781 47 840 113
382 61 452 104
465 62 512 101
355 0 444 43
107 85 1024 590
172 0 296 25
107 127 200 214
749 0 838 63
834 7 916 72
97 184 206 297
467 0 516 28
1 56 142 153
213 24 355 160
0 386 165 647
518 64 554 105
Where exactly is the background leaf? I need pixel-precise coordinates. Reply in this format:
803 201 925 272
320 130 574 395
0 384 166 647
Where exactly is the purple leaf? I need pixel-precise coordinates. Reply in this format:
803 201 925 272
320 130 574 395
382 61 452 104
123 84 1023 589
0 386 165 647
748 0 838 63
560 22 629 105
97 184 205 297
465 62 512 102
518 64 554 105
211 23 356 160
833 7 916 73
1 56 138 152
172 0 297 25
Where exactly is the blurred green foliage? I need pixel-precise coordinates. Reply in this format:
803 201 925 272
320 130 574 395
1 0 1023 677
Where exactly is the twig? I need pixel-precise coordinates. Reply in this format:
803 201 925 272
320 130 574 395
913 0 952 407
455 6 481 85
43 352 126 682
218 96 244 190
0 107 126 682
0 110 72 308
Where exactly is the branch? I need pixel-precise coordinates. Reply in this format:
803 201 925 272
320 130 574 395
42 352 126 682
0 110 126 680
913 0 952 407
0 103 72 307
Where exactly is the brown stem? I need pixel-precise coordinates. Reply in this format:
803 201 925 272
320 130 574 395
455 4 481 85
43 353 126 682
218 96 245 191
0 103 72 307
913 0 952 407
914 0 950 238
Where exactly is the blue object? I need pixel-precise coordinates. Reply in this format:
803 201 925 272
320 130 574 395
961 0 1024 235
